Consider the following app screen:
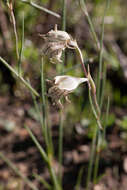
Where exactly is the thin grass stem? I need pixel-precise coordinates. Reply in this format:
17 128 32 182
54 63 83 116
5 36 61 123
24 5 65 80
18 12 24 76
33 173 52 190
97 0 110 103
103 96 110 140
75 166 84 190
31 92 43 126
86 89 103 189
93 0 109 183
61 0 66 31
86 125 97 190
93 130 101 184
58 110 64 183
24 125 48 163
25 126 61 190
0 152 38 190
79 0 100 50
58 0 66 183
21 0 61 18
100 62 107 110
93 96 110 183
0 56 39 97
41 58 54 159
41 58 50 153
7 1 19 59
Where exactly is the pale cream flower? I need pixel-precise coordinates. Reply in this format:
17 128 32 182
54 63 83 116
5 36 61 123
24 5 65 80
46 75 88 109
54 75 88 91
40 25 77 63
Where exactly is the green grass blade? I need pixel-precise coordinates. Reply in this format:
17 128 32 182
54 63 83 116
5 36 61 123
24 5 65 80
75 166 84 190
33 173 52 190
0 56 39 97
21 0 61 18
86 126 97 190
24 125 48 163
79 0 100 50
97 0 110 103
57 0 66 184
0 152 38 190
18 12 24 76
93 96 110 183
41 58 54 158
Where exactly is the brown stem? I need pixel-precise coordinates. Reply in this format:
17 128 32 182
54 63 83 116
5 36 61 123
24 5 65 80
76 45 88 77
76 44 102 129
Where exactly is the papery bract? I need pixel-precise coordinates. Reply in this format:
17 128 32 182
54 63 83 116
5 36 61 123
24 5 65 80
40 25 77 63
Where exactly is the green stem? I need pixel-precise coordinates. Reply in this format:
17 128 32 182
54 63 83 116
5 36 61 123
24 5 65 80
41 58 50 153
75 166 84 190
93 97 110 183
18 12 24 76
88 88 102 130
93 0 110 183
79 0 100 50
100 62 107 110
21 0 61 18
86 126 97 190
33 173 52 190
103 96 110 141
57 0 66 184
61 0 66 31
86 89 102 188
0 56 39 97
58 110 64 183
25 126 48 163
25 126 61 190
97 0 109 102
0 152 38 190
93 131 101 184
48 162 62 190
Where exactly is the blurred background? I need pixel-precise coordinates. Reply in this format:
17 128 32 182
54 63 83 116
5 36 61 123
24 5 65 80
0 0 127 189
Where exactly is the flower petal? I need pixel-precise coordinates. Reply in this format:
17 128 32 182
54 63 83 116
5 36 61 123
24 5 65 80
54 75 88 91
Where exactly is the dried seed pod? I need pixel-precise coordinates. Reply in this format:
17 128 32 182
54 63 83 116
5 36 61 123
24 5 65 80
40 25 77 63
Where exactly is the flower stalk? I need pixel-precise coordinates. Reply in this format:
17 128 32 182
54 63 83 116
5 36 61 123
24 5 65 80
75 44 102 129
7 0 19 59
